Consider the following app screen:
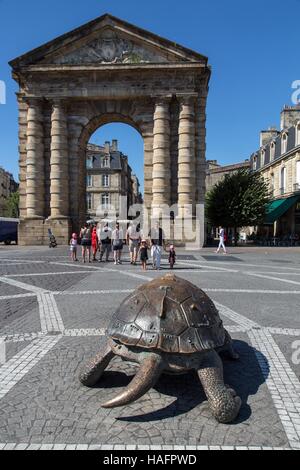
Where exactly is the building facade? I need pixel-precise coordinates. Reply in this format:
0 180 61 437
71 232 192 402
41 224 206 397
205 159 251 242
206 159 250 193
10 13 210 246
0 167 19 216
249 105 300 238
86 140 142 219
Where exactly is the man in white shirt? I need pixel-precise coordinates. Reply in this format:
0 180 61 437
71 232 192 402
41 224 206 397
112 223 124 265
216 227 227 254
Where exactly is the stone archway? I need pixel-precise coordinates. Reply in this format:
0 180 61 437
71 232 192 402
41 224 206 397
76 103 152 232
10 14 210 245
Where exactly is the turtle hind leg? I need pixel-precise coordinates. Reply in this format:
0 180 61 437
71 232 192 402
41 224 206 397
79 340 115 387
197 350 241 424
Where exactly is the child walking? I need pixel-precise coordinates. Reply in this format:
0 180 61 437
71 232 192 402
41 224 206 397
70 233 78 262
168 244 176 269
139 239 149 271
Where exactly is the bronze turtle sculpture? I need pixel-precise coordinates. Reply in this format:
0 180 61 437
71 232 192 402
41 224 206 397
79 274 241 423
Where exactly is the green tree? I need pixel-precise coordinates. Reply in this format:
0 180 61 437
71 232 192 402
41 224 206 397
206 169 270 245
4 191 19 218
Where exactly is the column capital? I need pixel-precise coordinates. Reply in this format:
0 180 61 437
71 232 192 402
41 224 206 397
49 98 68 111
152 95 172 106
23 96 44 107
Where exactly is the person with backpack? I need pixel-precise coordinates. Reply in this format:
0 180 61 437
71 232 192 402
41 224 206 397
80 223 92 263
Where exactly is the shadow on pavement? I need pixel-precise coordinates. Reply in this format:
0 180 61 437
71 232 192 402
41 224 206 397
91 340 269 425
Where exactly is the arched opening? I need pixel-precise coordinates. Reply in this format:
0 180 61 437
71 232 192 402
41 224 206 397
78 117 144 226
270 141 276 161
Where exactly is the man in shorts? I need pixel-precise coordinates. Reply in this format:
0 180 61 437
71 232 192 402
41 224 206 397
98 223 112 262
112 222 124 265
126 222 141 265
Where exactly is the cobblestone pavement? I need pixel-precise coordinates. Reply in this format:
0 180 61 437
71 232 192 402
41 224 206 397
0 246 300 450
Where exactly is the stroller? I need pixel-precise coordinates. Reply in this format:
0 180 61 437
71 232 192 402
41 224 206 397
48 229 57 248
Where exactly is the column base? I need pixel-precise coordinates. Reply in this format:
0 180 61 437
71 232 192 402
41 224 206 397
45 217 71 245
173 213 204 249
18 218 47 246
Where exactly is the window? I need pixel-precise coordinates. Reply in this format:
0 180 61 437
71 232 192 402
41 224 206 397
253 155 257 170
102 174 110 187
296 123 300 146
281 133 288 154
102 157 110 168
280 167 286 193
86 157 93 169
261 149 265 167
270 141 276 161
87 193 92 210
86 175 92 187
101 193 109 209
296 161 300 189
270 173 275 194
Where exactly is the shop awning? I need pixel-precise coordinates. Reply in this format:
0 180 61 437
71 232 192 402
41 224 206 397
265 195 300 224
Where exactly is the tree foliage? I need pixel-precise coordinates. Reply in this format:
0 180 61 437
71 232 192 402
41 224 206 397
205 169 270 230
4 191 19 218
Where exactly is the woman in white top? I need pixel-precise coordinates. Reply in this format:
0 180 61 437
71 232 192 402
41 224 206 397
112 223 124 265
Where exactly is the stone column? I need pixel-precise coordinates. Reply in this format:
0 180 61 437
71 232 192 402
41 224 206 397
17 94 28 219
25 98 45 218
177 95 196 215
195 92 208 247
152 97 171 211
143 132 153 210
49 100 69 218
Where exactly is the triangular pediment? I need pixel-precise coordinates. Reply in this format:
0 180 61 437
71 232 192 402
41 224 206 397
10 14 208 68
42 27 180 65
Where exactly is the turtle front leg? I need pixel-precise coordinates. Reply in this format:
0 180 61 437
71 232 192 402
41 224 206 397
197 350 241 424
79 340 115 387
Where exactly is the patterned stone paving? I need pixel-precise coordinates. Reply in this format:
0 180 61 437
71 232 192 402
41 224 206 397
0 247 300 450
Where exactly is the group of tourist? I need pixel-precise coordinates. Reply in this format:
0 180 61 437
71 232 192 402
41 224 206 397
69 221 176 270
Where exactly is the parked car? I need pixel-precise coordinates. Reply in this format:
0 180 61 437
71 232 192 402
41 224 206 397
0 218 19 245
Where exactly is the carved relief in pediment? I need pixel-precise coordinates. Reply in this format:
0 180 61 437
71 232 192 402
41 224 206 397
51 29 173 65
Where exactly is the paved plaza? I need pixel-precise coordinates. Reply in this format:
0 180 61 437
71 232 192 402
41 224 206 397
0 245 300 450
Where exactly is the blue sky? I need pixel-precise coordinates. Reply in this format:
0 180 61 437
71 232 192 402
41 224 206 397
0 0 299 188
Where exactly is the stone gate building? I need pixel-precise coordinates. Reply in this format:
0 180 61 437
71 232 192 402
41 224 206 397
10 14 210 245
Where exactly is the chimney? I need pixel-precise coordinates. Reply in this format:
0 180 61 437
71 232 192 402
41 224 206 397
280 105 300 130
260 127 280 147
112 139 118 151
104 141 110 153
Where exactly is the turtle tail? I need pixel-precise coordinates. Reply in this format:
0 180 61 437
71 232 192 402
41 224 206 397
101 353 164 408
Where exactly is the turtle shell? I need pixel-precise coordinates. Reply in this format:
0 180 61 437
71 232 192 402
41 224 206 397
107 274 226 354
